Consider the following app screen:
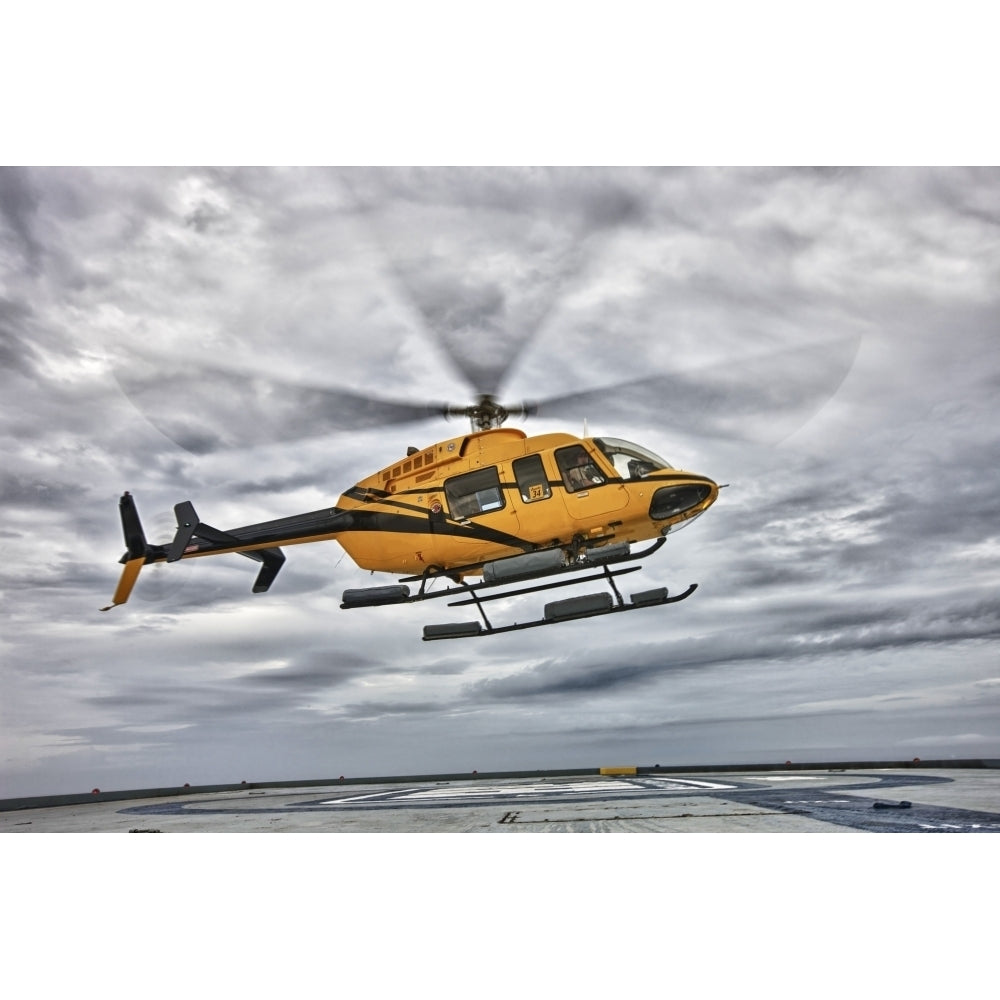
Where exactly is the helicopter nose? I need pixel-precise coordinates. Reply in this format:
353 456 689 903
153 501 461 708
649 481 715 521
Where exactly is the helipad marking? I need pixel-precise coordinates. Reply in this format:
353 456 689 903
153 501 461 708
320 776 737 806
645 777 739 789
320 788 423 803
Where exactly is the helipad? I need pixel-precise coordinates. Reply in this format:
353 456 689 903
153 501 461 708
3 762 999 832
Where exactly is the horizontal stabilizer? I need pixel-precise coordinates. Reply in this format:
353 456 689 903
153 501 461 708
169 500 245 555
170 499 288 594
252 549 286 593
167 500 200 562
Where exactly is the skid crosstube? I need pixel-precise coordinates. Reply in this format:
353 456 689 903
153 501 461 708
340 538 697 640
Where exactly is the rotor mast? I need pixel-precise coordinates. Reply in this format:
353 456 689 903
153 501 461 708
440 394 536 432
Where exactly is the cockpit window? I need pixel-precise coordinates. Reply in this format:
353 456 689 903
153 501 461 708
594 438 673 479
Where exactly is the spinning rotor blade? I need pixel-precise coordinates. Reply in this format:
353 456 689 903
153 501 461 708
395 276 537 398
115 172 641 454
114 364 439 454
342 170 617 400
532 336 860 444
115 335 859 455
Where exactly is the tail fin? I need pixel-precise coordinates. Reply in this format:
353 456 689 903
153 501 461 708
100 492 147 611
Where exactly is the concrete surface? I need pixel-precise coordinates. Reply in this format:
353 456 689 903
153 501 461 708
4 763 999 832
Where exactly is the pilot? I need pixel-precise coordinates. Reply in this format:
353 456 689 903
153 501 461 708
565 451 605 491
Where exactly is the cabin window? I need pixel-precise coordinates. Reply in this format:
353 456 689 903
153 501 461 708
445 467 505 518
556 445 607 493
513 454 551 503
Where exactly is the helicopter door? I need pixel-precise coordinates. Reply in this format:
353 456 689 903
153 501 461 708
554 444 629 522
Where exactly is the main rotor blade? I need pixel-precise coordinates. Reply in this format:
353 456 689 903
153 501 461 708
113 334 859 454
533 336 861 444
113 364 438 454
339 168 638 398
391 273 538 397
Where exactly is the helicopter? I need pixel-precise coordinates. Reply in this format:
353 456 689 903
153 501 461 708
100 202 858 644
103 376 721 639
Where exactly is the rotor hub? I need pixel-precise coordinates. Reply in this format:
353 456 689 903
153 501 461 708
441 394 536 431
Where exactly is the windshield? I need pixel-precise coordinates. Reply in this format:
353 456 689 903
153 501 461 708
594 437 673 479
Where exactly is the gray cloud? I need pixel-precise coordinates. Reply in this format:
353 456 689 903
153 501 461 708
460 591 1000 704
0 167 44 271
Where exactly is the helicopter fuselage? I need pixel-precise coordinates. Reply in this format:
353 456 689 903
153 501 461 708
333 427 718 578
105 427 718 617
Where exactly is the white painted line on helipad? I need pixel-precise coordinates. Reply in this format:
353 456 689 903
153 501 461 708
319 775 738 805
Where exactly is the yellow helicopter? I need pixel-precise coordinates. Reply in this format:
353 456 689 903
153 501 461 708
104 386 720 639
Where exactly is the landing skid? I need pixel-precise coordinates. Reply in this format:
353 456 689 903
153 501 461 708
339 539 698 640
422 576 698 640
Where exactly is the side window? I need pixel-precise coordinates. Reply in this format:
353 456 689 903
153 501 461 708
445 467 505 518
556 445 607 493
513 454 552 503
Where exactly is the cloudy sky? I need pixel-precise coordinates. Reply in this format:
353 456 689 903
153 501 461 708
2 165 998 798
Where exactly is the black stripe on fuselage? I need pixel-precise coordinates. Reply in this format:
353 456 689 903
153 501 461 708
174 500 533 558
342 507 534 552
